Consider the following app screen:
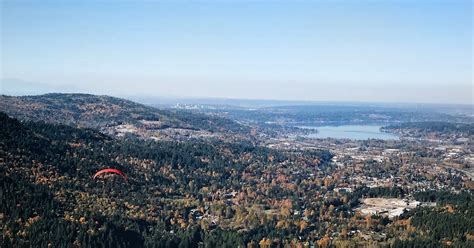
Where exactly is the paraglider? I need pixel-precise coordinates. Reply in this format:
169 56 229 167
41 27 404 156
93 168 128 181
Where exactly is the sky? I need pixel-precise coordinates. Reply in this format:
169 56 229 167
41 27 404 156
1 0 472 104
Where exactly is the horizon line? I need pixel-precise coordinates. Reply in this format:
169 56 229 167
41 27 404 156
2 92 473 107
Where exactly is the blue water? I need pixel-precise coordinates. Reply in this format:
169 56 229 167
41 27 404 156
300 125 398 140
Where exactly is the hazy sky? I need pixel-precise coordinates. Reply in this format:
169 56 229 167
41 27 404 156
1 0 472 104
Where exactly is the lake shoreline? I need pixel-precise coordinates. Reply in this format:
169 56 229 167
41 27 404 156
297 124 399 140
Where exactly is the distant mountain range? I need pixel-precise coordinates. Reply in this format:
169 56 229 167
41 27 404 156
0 78 82 96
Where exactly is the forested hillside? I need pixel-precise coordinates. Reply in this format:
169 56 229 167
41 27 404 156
0 94 249 134
384 122 474 135
1 112 333 247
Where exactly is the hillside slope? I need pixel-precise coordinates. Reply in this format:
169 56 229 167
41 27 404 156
0 112 333 247
0 93 250 135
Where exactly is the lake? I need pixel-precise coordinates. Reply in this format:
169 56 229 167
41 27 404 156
299 125 399 140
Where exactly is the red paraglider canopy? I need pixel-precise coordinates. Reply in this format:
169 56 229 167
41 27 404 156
93 168 128 181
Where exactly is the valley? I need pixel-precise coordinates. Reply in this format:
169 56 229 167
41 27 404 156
1 94 473 247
